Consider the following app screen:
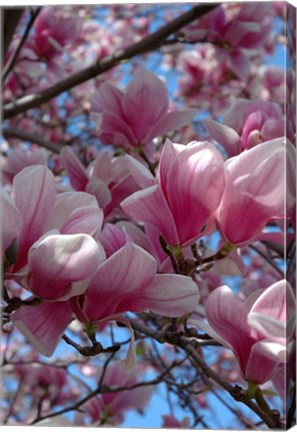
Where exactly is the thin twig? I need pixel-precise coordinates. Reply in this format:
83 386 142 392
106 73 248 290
248 244 284 277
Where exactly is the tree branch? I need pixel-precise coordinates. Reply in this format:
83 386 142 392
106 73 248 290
2 127 61 153
3 3 219 120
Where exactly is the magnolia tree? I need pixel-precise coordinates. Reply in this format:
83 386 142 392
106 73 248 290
1 2 296 429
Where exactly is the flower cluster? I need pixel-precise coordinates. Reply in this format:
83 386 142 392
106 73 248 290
1 3 295 428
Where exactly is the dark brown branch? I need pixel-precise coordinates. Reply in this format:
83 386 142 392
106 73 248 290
62 334 120 357
3 7 41 81
2 8 24 59
3 4 219 120
2 127 61 153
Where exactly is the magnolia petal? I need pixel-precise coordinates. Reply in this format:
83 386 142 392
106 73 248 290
85 179 112 211
228 51 250 83
105 174 139 217
144 109 197 145
121 185 180 246
245 340 287 384
205 285 255 373
60 206 103 239
91 82 125 117
99 223 129 257
249 280 295 320
116 221 157 260
125 154 155 188
28 234 103 300
87 151 113 182
145 274 199 317
1 189 23 255
165 141 225 245
123 68 169 143
253 340 288 363
218 139 285 246
248 280 296 340
100 111 137 146
262 118 284 142
205 286 251 340
82 242 157 321
13 165 57 257
248 313 286 341
237 3 270 21
60 147 88 191
12 301 73 357
224 21 260 48
203 118 240 156
116 315 137 372
157 138 185 193
44 191 100 233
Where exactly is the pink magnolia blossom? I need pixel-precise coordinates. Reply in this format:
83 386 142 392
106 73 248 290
60 146 139 218
33 7 82 61
177 46 245 116
182 4 272 82
204 99 284 156
5 164 106 357
76 361 154 425
205 280 295 385
69 242 200 323
121 139 225 247
216 138 285 247
91 68 197 153
4 165 104 272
